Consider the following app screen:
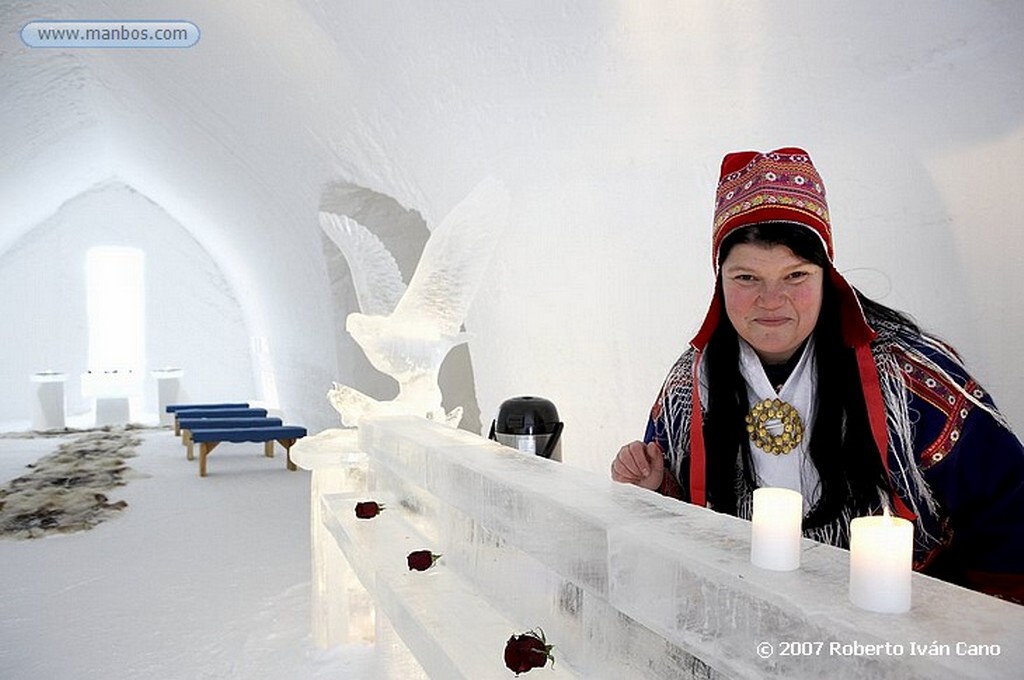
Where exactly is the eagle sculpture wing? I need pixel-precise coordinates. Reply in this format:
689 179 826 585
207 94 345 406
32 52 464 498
319 211 406 316
390 177 511 335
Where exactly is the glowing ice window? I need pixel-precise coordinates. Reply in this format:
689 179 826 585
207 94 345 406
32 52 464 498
85 246 145 373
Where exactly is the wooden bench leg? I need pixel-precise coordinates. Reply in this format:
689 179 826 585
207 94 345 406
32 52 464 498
174 418 181 436
264 441 275 458
187 441 195 461
199 441 219 477
280 438 298 471
184 430 194 460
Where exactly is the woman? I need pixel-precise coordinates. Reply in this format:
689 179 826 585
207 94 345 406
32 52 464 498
611 147 1024 603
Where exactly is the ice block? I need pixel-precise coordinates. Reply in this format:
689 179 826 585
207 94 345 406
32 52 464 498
304 415 1024 679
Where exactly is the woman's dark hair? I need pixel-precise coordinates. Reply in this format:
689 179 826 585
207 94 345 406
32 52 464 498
702 222 898 530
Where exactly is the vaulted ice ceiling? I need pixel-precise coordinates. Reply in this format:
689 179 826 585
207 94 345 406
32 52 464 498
2 1 1023 471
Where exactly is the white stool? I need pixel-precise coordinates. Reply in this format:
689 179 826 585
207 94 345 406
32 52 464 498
152 368 183 425
30 371 66 431
95 397 131 426
82 370 139 427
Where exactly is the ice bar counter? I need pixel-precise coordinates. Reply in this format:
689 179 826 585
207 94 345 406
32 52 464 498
291 416 1023 679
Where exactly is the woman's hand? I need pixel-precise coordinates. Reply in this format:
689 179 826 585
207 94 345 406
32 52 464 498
610 440 664 490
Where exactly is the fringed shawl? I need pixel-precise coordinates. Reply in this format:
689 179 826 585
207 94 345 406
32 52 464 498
646 307 1014 565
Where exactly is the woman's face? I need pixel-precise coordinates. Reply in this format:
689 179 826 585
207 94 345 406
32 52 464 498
721 243 824 364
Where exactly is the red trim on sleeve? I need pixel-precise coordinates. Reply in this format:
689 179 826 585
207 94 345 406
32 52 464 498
657 464 683 500
963 570 1024 606
689 352 707 507
855 344 916 521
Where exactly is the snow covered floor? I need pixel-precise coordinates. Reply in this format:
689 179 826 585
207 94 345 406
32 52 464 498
0 427 375 679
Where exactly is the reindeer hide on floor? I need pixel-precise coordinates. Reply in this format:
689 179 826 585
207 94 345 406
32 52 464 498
0 428 142 539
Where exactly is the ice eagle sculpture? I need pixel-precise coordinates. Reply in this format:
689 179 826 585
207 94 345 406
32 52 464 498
321 177 511 427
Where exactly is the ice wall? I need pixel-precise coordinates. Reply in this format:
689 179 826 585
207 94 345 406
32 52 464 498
1 1 1022 470
302 416 1024 679
0 182 255 422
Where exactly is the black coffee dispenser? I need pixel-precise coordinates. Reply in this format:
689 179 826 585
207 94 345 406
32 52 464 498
488 396 563 461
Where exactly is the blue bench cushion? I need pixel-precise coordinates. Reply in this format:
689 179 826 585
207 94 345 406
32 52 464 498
178 417 283 430
191 426 307 443
174 408 268 419
166 402 249 413
180 418 285 462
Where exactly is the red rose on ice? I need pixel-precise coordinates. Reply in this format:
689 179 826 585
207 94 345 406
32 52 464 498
504 628 555 675
354 501 385 519
406 550 441 571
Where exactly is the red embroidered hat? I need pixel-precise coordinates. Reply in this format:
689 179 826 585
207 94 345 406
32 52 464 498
690 147 875 350
712 147 832 263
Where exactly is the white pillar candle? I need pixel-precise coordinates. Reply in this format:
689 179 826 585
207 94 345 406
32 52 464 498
848 508 914 613
750 487 803 571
